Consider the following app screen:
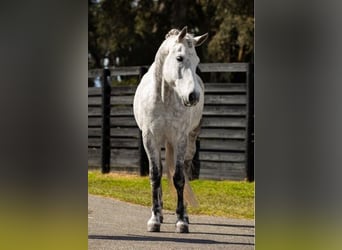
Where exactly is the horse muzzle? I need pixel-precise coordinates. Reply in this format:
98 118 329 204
183 91 199 107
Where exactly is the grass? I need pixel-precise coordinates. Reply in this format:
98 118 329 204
88 170 254 219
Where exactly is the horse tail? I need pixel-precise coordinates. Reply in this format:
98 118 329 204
165 142 198 207
183 173 199 207
165 142 176 198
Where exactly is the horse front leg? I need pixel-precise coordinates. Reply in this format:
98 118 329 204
148 159 162 232
174 161 188 233
173 138 189 233
142 133 163 232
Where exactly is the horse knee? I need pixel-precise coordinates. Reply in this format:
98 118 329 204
150 169 161 188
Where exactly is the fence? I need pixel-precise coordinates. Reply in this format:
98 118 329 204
88 63 254 181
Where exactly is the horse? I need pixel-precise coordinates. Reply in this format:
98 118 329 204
133 26 208 233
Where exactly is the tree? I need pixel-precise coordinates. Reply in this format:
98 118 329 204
201 0 254 62
88 0 254 68
89 0 136 67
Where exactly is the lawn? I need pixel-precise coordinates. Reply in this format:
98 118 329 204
88 170 254 219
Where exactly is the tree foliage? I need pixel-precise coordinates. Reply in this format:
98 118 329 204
89 0 254 68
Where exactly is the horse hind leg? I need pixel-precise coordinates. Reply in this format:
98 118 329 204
184 122 201 180
180 122 201 225
166 140 189 232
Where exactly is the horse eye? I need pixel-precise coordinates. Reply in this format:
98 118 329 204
176 56 183 62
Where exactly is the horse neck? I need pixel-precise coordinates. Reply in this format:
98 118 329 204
153 40 185 106
153 42 175 105
150 74 177 106
160 79 177 105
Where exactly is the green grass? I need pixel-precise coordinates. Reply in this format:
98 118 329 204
88 170 254 219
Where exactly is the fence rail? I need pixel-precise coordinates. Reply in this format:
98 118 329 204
88 63 254 181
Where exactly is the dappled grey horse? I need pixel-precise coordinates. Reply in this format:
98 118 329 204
133 27 208 233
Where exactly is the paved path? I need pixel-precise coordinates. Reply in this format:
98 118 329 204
88 194 255 249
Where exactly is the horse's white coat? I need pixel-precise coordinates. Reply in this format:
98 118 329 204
134 29 206 157
133 27 208 233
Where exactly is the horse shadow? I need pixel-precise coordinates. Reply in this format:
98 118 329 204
89 219 255 246
88 232 254 246
162 220 255 229
190 222 255 229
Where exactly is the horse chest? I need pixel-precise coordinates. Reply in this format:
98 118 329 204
148 106 191 135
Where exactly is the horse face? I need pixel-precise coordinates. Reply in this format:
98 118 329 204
163 28 208 107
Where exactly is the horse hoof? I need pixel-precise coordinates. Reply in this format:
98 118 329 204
147 222 161 232
147 213 161 232
175 221 189 233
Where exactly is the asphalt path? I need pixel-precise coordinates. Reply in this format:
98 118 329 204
88 194 255 249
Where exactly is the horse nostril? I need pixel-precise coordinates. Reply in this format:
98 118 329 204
188 92 196 104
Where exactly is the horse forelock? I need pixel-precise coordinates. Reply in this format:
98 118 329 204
165 29 180 39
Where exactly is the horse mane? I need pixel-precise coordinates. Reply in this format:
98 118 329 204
154 41 168 91
154 29 181 88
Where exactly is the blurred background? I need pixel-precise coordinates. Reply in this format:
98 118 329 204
88 0 255 182
88 0 254 69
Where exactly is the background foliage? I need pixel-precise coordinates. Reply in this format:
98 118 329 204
89 0 254 68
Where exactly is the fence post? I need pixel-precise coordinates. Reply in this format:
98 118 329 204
138 66 149 176
101 58 111 174
246 63 254 181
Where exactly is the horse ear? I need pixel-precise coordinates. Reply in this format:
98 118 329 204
177 26 187 42
194 33 208 47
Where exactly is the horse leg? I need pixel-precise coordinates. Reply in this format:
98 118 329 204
173 138 189 233
174 160 189 233
184 122 201 180
183 206 189 224
142 133 163 232
182 123 201 224
158 159 164 223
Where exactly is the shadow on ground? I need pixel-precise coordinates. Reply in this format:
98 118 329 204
88 234 255 246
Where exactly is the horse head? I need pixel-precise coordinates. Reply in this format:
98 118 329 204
156 27 208 107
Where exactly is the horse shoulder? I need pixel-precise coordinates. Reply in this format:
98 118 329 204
134 65 161 130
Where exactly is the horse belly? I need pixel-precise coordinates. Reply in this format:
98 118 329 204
144 116 183 145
